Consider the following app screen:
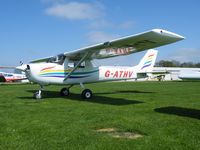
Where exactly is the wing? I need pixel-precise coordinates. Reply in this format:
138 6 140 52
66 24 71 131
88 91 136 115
30 29 184 63
63 29 184 60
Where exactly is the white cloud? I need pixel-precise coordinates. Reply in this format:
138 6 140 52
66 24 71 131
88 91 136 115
86 31 119 44
89 20 113 29
45 2 104 20
89 20 135 29
118 21 135 29
43 1 136 47
168 48 200 62
41 0 64 4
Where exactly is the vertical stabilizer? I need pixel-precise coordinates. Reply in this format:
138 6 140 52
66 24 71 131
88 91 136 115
137 49 158 73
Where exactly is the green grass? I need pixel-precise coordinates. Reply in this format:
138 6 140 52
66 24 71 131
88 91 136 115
0 81 200 150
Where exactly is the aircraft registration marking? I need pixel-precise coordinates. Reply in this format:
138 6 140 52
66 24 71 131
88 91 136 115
104 70 133 78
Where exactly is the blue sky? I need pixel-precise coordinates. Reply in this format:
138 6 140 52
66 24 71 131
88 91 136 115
0 0 200 67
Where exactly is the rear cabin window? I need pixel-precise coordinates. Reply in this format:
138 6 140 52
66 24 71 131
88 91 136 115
67 61 85 69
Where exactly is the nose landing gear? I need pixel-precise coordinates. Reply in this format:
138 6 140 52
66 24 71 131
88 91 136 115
34 85 44 99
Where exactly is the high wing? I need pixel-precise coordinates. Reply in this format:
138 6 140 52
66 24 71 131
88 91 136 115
30 29 184 63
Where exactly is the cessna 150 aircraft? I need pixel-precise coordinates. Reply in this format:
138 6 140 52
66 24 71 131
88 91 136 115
17 29 184 99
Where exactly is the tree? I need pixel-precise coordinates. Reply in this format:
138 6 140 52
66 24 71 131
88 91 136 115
156 60 200 68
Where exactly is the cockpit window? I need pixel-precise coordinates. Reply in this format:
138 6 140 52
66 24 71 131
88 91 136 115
47 54 65 65
4 74 13 77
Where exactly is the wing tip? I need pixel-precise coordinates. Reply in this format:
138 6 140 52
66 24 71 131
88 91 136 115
152 28 185 40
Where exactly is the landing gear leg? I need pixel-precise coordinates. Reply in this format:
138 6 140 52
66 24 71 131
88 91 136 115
80 83 93 99
60 85 73 96
34 85 44 99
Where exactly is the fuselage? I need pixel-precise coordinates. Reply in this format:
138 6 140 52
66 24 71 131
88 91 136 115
25 63 138 85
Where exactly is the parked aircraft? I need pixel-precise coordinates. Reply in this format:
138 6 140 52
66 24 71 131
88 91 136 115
150 67 200 81
16 29 184 99
178 71 200 80
0 71 27 82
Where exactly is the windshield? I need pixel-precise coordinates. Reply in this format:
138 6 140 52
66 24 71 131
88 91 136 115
48 54 65 65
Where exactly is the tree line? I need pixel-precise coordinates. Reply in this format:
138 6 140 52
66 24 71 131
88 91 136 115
155 60 200 68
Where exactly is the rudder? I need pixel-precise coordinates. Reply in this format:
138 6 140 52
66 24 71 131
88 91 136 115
137 49 158 73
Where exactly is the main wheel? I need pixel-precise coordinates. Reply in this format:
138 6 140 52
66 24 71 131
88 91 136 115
60 88 70 96
34 91 42 99
81 89 92 99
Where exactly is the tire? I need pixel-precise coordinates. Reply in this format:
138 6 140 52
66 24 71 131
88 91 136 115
34 91 42 99
81 89 92 99
60 88 69 96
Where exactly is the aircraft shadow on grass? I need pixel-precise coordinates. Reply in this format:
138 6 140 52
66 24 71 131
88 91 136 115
18 90 145 106
154 106 200 120
95 90 154 95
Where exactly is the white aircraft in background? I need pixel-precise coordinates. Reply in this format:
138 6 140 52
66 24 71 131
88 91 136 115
17 29 184 99
150 67 200 81
178 71 200 80
0 71 27 82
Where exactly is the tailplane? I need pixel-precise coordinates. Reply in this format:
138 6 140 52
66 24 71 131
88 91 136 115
137 49 158 73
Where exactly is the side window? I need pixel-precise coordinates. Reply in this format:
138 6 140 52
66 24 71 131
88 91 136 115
74 61 85 68
8 74 13 77
68 62 74 68
79 61 85 68
67 61 85 68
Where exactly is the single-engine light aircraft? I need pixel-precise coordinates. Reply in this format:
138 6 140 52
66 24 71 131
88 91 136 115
17 29 184 99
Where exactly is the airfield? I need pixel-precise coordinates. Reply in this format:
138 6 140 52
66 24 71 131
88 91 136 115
0 81 200 149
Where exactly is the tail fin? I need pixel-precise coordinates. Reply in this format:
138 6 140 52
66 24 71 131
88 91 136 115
137 49 158 73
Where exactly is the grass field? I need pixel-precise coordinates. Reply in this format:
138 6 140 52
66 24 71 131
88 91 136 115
0 81 200 150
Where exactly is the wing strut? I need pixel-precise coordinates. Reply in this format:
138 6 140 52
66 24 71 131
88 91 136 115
63 52 89 81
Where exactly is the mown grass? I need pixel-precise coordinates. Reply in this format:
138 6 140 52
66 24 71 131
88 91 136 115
0 81 200 150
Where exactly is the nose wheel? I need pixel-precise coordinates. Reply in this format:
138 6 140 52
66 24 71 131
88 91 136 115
34 90 42 99
34 85 44 99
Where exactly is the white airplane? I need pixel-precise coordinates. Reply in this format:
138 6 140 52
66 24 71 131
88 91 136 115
16 29 184 99
151 67 200 81
178 71 200 80
0 71 27 82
